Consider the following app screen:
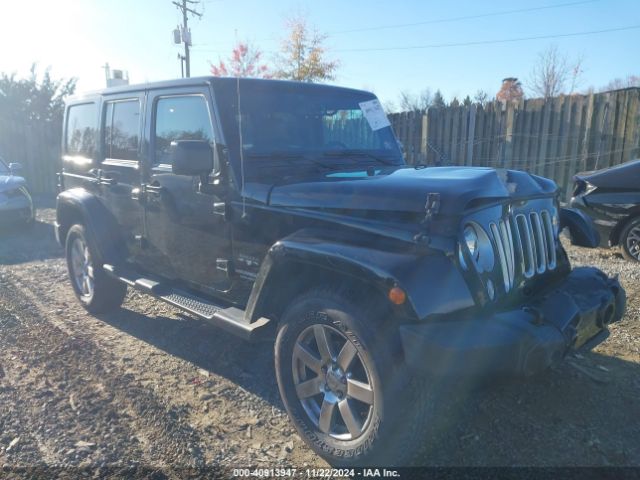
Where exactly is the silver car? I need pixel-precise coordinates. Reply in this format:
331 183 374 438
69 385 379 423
0 157 34 226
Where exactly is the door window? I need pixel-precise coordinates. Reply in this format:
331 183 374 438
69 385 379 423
104 100 141 161
66 103 97 159
153 95 214 166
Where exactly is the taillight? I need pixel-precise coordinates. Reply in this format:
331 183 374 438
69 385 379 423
573 179 597 197
573 179 586 196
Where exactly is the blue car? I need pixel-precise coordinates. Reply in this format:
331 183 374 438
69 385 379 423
0 157 34 227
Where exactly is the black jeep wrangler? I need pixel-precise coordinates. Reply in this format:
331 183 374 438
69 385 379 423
56 77 626 466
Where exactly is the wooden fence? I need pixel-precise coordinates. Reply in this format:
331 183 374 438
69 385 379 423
389 88 640 201
0 117 61 194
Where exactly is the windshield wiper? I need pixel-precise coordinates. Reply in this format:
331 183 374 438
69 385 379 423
246 151 336 170
322 149 398 166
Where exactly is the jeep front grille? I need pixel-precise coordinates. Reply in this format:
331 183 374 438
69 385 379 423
492 210 556 291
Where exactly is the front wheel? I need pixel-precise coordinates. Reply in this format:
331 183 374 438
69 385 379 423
275 289 432 466
66 224 127 313
620 216 640 262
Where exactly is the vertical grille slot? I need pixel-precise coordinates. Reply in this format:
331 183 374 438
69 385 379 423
514 214 535 278
530 212 547 274
541 211 557 270
490 219 515 292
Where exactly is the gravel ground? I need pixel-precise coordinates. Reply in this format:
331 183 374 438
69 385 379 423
0 198 638 474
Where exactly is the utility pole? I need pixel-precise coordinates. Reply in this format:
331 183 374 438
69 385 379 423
172 0 202 77
102 63 110 86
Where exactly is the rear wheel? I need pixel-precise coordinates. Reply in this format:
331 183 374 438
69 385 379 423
620 216 640 262
65 224 127 313
275 289 433 466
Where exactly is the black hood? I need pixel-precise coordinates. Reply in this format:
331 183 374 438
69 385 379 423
576 159 640 191
266 166 557 216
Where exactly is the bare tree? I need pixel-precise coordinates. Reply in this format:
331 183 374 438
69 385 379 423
601 75 640 91
274 15 339 83
398 88 433 112
527 45 584 98
382 99 397 114
568 55 585 94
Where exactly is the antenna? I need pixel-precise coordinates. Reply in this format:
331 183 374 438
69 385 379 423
236 76 247 218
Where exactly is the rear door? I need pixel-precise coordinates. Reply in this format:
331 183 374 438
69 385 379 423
141 86 233 291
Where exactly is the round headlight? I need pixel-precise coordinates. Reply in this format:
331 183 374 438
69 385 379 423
461 223 495 272
464 225 479 259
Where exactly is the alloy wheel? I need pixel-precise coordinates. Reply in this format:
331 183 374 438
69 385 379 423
70 237 94 298
626 224 640 260
292 324 374 440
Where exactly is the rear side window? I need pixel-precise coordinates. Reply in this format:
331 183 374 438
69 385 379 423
66 103 97 158
154 95 213 165
104 100 141 161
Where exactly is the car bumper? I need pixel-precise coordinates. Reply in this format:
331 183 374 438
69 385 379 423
0 199 33 225
399 267 625 377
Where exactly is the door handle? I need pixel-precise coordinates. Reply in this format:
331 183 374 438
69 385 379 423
213 202 226 216
145 184 165 196
89 168 119 186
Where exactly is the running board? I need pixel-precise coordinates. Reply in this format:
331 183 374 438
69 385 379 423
103 264 270 341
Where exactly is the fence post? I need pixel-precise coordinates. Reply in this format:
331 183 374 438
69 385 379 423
580 92 595 172
503 103 515 169
420 113 428 164
466 105 476 166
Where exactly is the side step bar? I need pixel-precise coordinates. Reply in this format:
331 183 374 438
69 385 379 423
103 264 270 341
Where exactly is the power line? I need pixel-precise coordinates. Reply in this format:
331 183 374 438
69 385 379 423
330 0 602 35
192 0 602 48
333 24 640 53
191 24 638 56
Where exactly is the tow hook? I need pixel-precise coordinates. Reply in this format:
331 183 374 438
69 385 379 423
523 305 544 325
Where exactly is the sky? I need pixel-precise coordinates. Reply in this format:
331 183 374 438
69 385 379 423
0 0 638 106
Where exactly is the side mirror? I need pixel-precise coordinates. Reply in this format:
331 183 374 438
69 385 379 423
8 162 23 175
170 140 213 176
560 207 600 248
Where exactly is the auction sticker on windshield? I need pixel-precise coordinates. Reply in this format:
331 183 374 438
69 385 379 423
359 99 391 131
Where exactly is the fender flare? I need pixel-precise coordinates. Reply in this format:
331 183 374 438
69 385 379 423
245 229 475 324
56 188 126 264
560 207 600 248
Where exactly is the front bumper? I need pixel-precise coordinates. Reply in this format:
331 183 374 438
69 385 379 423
0 194 33 225
400 267 625 377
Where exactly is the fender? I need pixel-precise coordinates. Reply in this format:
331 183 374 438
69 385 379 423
56 188 126 264
245 229 475 323
560 207 600 248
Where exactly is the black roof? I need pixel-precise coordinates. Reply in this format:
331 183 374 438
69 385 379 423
67 76 373 103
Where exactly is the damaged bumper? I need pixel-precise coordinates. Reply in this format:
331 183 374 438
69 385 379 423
400 267 626 377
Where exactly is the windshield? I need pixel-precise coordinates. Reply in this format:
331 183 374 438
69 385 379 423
216 81 404 179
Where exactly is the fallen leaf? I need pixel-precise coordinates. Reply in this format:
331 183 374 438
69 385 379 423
74 441 96 448
7 437 20 451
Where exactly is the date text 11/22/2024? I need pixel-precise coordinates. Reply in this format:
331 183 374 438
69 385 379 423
232 468 400 477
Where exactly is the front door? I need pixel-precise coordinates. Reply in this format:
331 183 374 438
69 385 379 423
99 94 145 260
141 87 232 292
